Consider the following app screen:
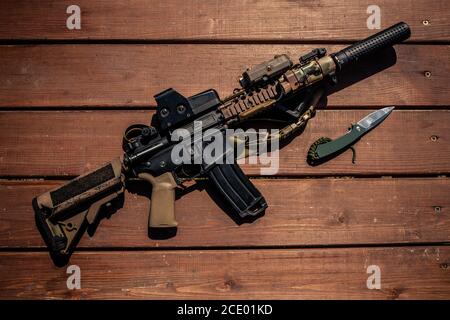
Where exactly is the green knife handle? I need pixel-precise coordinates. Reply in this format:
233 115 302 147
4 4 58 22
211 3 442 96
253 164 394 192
315 124 365 160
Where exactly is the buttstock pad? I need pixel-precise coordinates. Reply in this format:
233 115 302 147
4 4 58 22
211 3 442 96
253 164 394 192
33 158 125 263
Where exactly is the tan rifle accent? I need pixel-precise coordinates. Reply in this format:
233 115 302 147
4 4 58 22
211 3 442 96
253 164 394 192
34 158 125 256
219 55 335 124
219 83 278 122
138 172 178 228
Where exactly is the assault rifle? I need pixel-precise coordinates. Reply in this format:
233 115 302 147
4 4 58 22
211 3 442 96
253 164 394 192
33 23 411 265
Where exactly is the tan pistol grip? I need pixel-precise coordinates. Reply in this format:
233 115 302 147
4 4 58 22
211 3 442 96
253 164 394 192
138 172 178 228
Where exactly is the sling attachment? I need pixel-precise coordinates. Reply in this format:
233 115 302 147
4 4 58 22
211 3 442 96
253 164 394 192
235 87 324 158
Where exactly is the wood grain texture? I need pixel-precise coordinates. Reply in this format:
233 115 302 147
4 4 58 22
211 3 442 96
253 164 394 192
1 1 449 301
0 110 448 177
0 247 449 299
0 0 448 41
0 45 448 107
1 178 449 248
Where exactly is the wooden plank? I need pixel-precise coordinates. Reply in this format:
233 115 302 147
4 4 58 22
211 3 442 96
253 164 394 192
0 44 448 107
0 110 448 177
0 0 448 41
0 247 449 299
1 178 448 248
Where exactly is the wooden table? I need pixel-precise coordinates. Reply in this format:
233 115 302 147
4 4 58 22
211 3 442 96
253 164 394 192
0 0 449 299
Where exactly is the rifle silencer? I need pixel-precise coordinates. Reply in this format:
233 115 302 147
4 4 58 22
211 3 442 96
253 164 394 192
332 22 411 71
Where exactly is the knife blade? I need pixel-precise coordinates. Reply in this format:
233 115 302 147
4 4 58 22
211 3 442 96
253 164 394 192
307 106 395 166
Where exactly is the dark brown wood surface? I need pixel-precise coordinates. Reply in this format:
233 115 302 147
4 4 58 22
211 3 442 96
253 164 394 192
0 247 449 299
0 110 448 176
0 45 448 107
0 0 449 300
1 178 448 248
0 0 449 41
